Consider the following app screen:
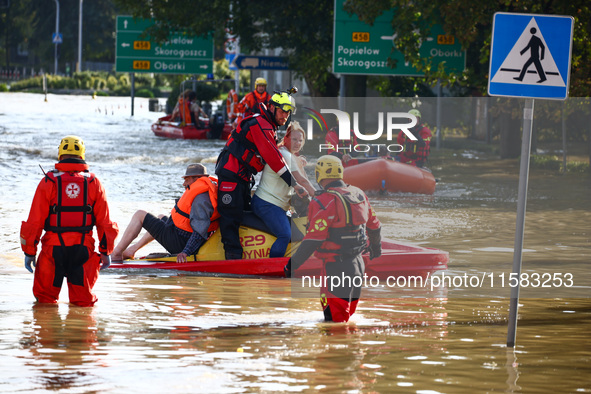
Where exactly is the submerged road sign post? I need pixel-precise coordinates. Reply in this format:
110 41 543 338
488 12 574 348
115 16 213 74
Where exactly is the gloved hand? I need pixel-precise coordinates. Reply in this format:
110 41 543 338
284 258 292 278
100 254 111 271
368 242 382 260
25 254 36 273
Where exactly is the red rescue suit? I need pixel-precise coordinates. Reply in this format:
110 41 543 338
20 160 119 306
396 123 432 167
170 175 220 233
289 180 381 322
215 105 292 259
235 90 271 125
217 106 290 183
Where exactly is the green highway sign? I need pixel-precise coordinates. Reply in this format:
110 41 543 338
333 0 466 76
115 16 213 74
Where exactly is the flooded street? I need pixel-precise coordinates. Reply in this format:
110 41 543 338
1 92 590 392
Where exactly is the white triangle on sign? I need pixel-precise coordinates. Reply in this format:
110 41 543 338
491 17 565 87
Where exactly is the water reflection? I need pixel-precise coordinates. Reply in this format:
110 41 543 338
21 304 100 391
505 349 521 393
2 93 591 392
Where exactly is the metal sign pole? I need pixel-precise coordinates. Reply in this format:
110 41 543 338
54 0 60 74
131 73 135 117
507 97 535 348
77 0 83 72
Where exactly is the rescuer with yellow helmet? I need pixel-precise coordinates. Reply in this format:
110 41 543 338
20 135 119 306
284 155 382 323
234 77 271 125
215 87 299 260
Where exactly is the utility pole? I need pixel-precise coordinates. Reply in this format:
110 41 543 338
54 0 59 75
77 0 83 72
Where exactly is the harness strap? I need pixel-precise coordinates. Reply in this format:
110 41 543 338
45 174 95 240
325 190 353 226
173 203 190 219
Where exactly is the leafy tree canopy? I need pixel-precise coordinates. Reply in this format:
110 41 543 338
344 0 591 96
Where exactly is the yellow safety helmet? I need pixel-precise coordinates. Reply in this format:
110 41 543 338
269 92 295 114
255 77 267 86
58 135 85 160
315 155 344 184
408 109 421 118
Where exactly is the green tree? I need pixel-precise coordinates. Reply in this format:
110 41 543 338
0 0 34 69
344 0 591 97
1 0 119 73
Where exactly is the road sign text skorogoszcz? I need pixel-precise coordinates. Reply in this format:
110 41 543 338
332 0 465 76
115 16 213 74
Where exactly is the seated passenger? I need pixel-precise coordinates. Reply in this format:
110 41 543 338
251 121 316 258
112 164 219 263
170 89 192 124
186 91 208 128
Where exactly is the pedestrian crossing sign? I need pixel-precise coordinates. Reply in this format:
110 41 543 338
488 12 574 100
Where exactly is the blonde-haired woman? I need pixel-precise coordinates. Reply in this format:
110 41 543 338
252 121 316 257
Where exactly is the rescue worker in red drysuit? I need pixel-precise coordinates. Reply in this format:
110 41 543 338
20 136 119 307
284 155 382 323
395 109 432 168
234 77 271 126
325 126 361 167
215 90 297 259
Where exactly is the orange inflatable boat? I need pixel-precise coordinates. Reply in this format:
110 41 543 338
343 158 436 195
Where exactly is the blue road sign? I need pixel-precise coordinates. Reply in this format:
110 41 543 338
226 54 237 71
234 55 288 70
488 13 574 100
52 33 63 44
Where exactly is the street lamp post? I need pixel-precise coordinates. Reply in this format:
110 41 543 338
77 0 83 72
54 0 59 75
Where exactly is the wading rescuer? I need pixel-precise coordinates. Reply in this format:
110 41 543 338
284 155 382 322
234 77 271 126
215 89 297 260
20 136 119 306
395 109 432 168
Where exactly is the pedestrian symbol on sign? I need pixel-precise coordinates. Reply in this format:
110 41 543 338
513 28 546 83
490 17 564 88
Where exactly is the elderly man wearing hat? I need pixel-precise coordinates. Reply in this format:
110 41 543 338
112 163 220 263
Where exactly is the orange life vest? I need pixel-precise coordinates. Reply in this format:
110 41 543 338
179 97 192 124
170 176 220 233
